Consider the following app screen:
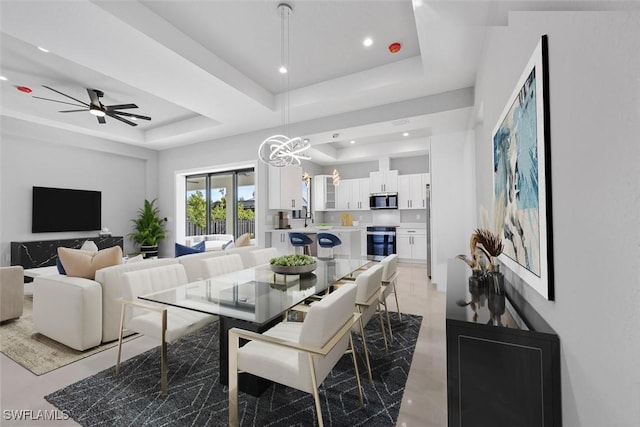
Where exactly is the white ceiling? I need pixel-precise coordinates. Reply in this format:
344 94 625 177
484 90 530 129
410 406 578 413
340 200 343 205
1 1 635 165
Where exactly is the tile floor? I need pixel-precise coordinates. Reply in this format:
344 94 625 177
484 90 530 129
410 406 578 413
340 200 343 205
0 262 447 426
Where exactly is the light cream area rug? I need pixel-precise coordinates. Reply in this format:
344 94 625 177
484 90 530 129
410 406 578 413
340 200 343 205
0 295 137 375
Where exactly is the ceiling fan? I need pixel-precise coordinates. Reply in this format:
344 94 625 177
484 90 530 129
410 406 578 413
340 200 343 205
33 85 151 127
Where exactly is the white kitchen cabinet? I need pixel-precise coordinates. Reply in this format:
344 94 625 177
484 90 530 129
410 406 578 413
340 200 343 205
336 178 369 210
397 228 427 261
313 175 336 211
369 170 398 193
270 230 293 254
398 173 430 209
269 165 303 210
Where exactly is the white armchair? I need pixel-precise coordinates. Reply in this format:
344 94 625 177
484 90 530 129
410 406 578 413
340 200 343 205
229 282 363 427
0 266 24 322
116 264 216 395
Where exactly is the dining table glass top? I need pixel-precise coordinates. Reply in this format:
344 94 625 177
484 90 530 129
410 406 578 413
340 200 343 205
138 256 372 325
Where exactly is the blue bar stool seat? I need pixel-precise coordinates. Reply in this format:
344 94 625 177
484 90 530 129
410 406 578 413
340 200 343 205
289 232 313 255
317 232 342 259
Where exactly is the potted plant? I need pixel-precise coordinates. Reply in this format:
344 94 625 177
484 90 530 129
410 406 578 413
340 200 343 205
129 199 167 258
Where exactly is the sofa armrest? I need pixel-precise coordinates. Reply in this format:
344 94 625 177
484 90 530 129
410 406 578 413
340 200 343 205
33 275 102 351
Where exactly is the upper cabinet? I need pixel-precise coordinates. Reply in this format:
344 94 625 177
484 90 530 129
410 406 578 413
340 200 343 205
336 178 369 210
269 165 303 210
369 170 398 193
313 175 337 211
398 173 430 209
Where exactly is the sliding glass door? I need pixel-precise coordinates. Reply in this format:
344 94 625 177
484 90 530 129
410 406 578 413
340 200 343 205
185 168 255 238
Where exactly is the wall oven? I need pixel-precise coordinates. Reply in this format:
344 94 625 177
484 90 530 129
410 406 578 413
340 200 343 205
366 226 397 261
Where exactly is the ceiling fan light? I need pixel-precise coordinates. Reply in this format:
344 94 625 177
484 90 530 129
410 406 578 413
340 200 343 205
89 106 106 117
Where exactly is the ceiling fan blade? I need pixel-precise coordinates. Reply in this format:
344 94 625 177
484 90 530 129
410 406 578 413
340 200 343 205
59 109 89 113
105 103 138 110
112 111 151 121
97 116 106 124
106 111 137 127
42 85 89 107
32 96 86 108
87 89 100 106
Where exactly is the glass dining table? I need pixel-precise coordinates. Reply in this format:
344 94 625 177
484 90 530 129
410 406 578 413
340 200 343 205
138 255 373 396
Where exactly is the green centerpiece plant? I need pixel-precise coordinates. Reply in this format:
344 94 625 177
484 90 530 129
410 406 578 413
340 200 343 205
269 254 317 275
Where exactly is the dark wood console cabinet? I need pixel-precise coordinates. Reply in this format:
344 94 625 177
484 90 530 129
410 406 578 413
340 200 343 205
11 236 124 269
446 263 561 427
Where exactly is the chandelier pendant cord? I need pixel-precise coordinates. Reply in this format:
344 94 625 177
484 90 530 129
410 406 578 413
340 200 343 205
258 3 311 167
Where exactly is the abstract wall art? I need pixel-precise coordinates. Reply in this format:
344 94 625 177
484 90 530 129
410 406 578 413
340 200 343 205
492 35 554 300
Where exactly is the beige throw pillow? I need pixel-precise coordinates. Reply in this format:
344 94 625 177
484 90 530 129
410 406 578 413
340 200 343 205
235 233 251 247
58 246 123 280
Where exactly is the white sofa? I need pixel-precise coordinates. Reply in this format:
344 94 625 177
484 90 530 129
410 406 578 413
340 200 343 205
184 234 234 251
31 246 264 351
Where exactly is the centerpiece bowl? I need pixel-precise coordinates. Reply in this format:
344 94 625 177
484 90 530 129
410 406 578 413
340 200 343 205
270 254 317 275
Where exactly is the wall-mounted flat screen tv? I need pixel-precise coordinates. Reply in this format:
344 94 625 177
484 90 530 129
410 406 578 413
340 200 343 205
32 186 102 233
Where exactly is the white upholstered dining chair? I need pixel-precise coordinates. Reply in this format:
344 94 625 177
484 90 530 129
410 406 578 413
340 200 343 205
350 263 387 383
201 253 244 278
116 264 216 395
247 247 279 267
228 282 363 427
379 254 401 340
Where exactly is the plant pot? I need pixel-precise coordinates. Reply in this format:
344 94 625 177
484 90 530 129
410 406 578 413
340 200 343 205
140 245 158 259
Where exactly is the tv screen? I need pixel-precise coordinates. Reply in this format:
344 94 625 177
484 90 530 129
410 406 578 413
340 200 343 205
32 186 101 233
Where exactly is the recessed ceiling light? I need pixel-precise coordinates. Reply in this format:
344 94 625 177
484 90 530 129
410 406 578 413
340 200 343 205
363 38 373 47
350 140 356 144
403 132 410 137
0 76 7 81
279 66 288 74
37 46 50 53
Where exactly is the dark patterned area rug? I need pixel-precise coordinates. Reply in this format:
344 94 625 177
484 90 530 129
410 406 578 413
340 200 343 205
46 312 422 427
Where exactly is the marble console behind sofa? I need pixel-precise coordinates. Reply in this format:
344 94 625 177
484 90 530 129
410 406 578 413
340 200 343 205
11 236 124 269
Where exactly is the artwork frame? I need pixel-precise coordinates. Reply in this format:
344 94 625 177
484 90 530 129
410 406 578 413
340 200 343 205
492 35 554 300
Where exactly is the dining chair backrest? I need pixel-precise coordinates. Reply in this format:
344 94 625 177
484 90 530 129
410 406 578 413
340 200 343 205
121 264 188 322
300 282 357 349
353 263 384 325
380 254 398 283
201 254 244 278
249 247 279 267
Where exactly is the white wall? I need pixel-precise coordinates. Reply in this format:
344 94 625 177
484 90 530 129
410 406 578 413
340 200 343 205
0 118 159 262
474 11 640 426
430 131 475 290
157 131 266 257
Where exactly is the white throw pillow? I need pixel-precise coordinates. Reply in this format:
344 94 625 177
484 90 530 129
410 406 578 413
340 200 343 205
80 240 99 252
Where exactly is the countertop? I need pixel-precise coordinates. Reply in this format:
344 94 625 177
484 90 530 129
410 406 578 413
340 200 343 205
266 227 363 233
266 223 426 232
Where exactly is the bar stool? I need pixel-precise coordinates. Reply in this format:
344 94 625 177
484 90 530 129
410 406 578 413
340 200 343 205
317 232 342 259
289 232 313 255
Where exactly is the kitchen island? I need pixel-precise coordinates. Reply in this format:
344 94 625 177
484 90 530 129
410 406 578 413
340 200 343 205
266 227 362 259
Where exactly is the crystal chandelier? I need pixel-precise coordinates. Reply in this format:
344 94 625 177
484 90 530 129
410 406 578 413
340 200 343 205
258 3 311 167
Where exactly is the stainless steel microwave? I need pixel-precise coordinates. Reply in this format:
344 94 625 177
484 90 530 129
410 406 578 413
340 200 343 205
369 193 398 209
